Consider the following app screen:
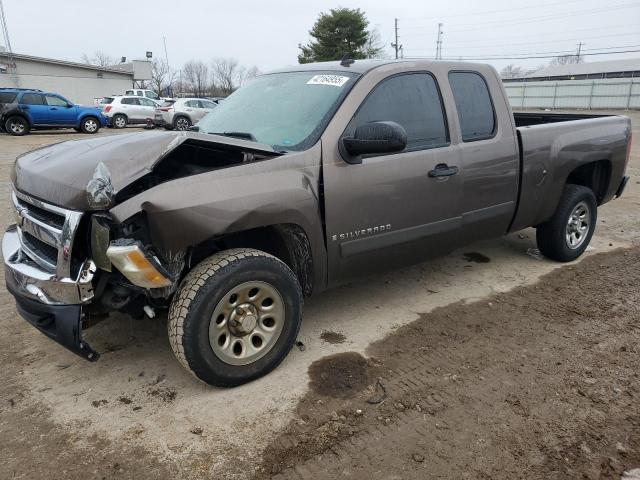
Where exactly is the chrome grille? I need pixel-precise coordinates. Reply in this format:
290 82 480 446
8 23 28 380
12 191 83 277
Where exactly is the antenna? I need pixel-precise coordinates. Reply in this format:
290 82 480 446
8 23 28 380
340 54 355 67
0 0 18 85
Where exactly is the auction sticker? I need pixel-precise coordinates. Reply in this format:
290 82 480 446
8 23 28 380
307 74 350 87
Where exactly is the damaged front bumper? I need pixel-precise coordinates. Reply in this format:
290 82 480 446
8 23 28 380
3 225 100 361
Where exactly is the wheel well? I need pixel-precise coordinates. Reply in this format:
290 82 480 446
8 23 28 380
188 224 314 297
4 113 30 127
566 160 611 204
80 115 99 125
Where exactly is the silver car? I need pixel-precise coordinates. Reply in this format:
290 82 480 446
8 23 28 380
155 98 218 130
102 95 160 128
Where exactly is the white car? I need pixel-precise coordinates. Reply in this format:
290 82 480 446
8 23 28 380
102 95 160 128
154 98 218 130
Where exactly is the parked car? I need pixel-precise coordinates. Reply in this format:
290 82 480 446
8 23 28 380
0 88 107 136
4 60 631 387
155 98 218 130
125 89 163 102
102 95 159 128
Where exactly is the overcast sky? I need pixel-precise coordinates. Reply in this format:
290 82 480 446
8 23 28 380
2 0 639 73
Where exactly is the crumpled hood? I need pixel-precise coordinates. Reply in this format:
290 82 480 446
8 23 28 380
11 131 277 211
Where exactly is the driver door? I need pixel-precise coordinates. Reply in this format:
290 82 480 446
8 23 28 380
45 94 76 126
322 72 463 284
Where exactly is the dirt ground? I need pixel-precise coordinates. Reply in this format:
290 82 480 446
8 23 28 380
0 112 638 480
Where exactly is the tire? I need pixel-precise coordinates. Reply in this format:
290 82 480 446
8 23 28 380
536 184 597 262
112 114 127 129
173 116 191 131
168 248 303 387
80 116 100 134
5 116 30 136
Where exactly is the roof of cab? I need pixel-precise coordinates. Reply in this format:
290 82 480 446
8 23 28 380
266 59 493 76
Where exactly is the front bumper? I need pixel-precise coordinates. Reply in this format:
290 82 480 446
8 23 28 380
3 225 100 361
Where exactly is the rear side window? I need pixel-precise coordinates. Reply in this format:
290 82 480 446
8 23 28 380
22 93 45 105
125 90 133 95
99 97 114 105
200 100 217 109
448 72 496 142
121 97 138 105
184 100 199 108
0 92 17 103
348 73 448 151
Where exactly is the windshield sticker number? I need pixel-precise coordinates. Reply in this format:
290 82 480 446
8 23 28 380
307 75 350 87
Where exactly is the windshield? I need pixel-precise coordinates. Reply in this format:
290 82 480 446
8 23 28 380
196 71 359 151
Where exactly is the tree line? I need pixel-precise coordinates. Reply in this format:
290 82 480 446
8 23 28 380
82 51 259 98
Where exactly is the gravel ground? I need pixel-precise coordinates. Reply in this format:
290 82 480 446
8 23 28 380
0 113 638 480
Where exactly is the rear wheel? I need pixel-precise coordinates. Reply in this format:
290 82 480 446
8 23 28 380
174 116 191 131
112 114 127 129
168 248 303 387
80 116 100 134
536 184 597 262
5 116 29 136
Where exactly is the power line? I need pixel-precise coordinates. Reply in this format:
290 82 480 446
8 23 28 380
405 48 640 61
403 31 640 50
404 44 640 57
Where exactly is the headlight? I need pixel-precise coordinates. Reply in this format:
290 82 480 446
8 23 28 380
106 241 172 289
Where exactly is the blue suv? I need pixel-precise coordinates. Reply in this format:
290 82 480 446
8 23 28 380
0 88 107 136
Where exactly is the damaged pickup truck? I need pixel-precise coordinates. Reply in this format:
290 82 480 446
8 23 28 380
4 60 632 387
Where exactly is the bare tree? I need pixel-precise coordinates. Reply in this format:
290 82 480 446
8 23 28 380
240 65 261 86
151 59 175 96
211 57 244 95
365 28 387 59
81 51 117 67
500 64 525 79
183 60 209 97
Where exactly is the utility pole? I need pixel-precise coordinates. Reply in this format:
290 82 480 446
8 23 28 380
435 23 443 60
391 18 402 60
0 0 18 85
163 36 171 96
576 41 584 63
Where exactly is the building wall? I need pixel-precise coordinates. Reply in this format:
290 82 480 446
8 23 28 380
505 77 640 110
0 57 134 105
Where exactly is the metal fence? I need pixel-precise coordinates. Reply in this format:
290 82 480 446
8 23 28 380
504 77 640 110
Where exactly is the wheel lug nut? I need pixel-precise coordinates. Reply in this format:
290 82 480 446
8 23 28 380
237 307 245 315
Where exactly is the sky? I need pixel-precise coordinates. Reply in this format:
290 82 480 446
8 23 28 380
1 0 639 74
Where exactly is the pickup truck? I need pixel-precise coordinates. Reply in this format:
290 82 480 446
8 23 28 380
3 60 631 387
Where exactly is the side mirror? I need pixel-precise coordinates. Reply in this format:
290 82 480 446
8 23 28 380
188 125 200 132
342 121 407 162
66 103 74 108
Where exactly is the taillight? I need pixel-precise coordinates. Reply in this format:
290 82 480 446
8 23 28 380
158 107 172 112
104 105 112 113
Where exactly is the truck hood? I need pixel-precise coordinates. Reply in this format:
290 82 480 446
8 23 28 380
11 131 278 211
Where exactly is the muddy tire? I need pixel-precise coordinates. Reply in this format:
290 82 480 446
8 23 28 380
536 184 597 262
168 248 303 387
5 116 29 136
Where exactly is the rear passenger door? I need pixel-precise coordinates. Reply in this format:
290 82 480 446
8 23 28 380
323 72 463 283
20 93 49 124
448 71 519 239
138 97 158 121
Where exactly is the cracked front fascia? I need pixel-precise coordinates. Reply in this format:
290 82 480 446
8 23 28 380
109 141 328 292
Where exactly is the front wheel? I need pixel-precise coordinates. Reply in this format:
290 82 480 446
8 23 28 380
168 248 303 387
112 114 127 129
80 116 100 134
536 184 597 262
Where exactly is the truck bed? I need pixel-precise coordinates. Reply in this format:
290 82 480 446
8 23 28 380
513 111 614 127
509 113 631 233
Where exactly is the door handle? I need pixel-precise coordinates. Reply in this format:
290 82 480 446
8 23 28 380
428 163 459 178
50 107 58 110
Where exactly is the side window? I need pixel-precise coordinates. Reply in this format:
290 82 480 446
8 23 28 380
185 100 198 108
45 95 68 107
0 92 17 103
145 91 159 100
121 97 138 105
348 73 448 151
200 100 217 109
139 98 156 107
448 72 496 142
22 93 45 105
136 91 143 96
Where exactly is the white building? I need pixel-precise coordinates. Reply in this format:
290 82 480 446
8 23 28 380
0 51 152 105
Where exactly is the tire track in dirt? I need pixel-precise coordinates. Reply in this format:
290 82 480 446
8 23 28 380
257 248 640 479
